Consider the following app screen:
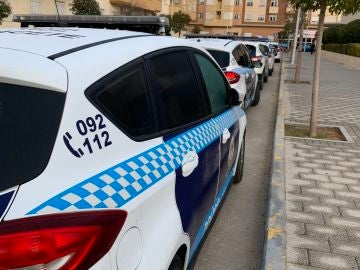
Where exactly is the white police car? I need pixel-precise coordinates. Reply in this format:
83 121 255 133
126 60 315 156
0 28 247 270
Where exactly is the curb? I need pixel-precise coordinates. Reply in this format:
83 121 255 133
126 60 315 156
262 59 286 270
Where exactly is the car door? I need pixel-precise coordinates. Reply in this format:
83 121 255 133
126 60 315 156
193 52 240 209
259 44 269 74
242 45 257 99
144 50 220 258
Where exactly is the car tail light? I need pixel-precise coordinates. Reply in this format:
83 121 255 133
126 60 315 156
0 210 127 270
251 56 262 62
224 71 240 84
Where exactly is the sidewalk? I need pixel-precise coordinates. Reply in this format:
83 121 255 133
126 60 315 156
285 54 360 269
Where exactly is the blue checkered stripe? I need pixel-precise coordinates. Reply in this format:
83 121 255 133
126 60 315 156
28 107 244 215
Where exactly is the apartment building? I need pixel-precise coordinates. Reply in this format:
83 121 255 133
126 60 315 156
1 0 159 27
187 0 288 39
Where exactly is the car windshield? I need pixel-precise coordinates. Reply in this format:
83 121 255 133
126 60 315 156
207 49 230 68
245 45 256 57
0 83 65 191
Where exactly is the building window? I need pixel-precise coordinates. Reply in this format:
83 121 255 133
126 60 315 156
173 0 180 5
31 0 41 14
234 13 240 19
270 0 278 6
269 15 277 21
259 0 265 6
258 15 264 21
198 12 204 19
198 0 205 3
245 13 252 20
216 11 221 18
246 0 253 6
235 0 240 5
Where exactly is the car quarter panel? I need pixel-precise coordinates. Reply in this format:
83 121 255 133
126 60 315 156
0 48 67 92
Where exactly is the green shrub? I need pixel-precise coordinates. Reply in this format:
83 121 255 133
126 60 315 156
323 19 360 44
323 25 344 44
342 20 360 44
323 43 360 57
347 44 360 57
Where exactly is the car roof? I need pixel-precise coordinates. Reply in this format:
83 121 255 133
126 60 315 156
187 38 243 52
0 28 151 58
0 28 211 92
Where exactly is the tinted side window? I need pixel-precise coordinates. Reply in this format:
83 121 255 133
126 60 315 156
240 45 251 67
0 83 65 191
245 44 256 57
259 44 269 55
95 65 155 137
147 51 208 130
207 49 230 68
233 46 247 66
195 53 229 115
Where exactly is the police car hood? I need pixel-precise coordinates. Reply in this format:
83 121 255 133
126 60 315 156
0 28 150 58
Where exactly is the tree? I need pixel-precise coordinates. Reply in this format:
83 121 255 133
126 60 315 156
170 11 191 37
192 25 201 34
294 8 307 82
0 0 11 25
290 0 360 137
70 0 101 15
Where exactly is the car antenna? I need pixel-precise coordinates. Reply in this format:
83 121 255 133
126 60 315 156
54 0 62 26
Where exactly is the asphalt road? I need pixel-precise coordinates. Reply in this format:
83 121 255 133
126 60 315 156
193 64 280 270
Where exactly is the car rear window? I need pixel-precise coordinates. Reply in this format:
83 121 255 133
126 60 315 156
207 49 230 68
245 45 256 57
0 83 65 191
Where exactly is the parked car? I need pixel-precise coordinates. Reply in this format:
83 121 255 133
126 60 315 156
239 41 269 90
262 43 274 76
269 42 282 63
303 43 312 52
0 28 247 270
189 38 260 110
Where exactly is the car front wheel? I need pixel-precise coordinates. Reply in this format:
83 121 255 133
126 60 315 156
258 74 264 90
233 135 245 184
251 83 260 106
168 254 183 270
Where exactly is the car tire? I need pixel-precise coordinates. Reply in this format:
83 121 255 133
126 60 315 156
241 96 246 110
258 74 264 90
264 71 268 83
233 135 245 184
168 254 183 270
269 68 273 76
251 84 260 107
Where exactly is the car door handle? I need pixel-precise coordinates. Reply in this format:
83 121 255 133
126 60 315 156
245 73 250 79
222 128 231 144
182 151 199 177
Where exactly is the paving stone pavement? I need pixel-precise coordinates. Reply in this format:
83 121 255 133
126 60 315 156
284 53 360 269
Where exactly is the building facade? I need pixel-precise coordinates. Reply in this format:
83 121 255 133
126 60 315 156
187 0 288 39
1 0 159 28
2 1 353 38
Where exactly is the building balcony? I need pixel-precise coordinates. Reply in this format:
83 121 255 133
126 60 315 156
269 6 278 14
203 18 232 27
110 0 162 13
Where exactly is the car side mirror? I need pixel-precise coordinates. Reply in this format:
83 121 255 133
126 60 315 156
228 88 241 106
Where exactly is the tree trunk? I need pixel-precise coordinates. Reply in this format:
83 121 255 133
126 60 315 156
291 8 301 65
294 9 305 82
309 1 326 138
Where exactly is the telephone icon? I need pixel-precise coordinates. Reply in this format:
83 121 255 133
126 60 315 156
63 132 84 158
